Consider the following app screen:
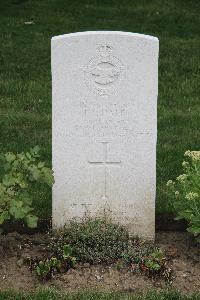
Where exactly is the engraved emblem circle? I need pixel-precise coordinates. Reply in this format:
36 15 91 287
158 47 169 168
84 45 124 96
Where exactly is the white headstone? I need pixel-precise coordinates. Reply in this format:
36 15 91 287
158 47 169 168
52 31 159 240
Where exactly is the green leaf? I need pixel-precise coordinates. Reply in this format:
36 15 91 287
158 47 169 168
0 147 52 229
0 153 5 161
22 198 32 206
26 152 32 160
6 188 15 196
187 227 200 234
174 216 183 221
41 167 54 186
179 210 194 221
150 249 164 260
28 165 41 181
9 202 26 219
63 244 73 259
26 214 38 228
0 183 6 195
11 199 23 208
190 215 200 222
30 146 41 158
38 162 45 169
5 153 16 163
23 206 33 214
0 211 10 224
145 260 161 271
2 174 16 187
18 180 28 189
12 159 20 169
4 163 11 171
18 193 32 205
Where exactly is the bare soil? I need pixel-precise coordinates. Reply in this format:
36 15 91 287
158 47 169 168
0 231 199 294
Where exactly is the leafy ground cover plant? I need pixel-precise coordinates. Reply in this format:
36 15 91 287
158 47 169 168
0 146 54 232
166 150 200 242
50 219 130 264
29 219 172 282
28 244 76 281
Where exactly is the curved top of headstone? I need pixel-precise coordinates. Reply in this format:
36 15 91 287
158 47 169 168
52 31 158 42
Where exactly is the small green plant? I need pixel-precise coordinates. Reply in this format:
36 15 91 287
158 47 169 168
30 244 76 281
0 146 54 232
62 244 76 267
166 150 200 242
36 257 61 280
140 249 172 282
145 260 161 271
144 249 165 272
121 244 172 282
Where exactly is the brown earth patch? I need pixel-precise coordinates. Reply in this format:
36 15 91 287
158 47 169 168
0 231 199 294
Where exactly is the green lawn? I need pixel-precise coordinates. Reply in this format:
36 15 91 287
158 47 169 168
0 289 199 300
0 0 199 218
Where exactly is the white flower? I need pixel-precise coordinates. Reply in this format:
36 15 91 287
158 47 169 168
185 192 199 201
182 161 189 168
176 174 187 182
175 191 180 196
190 151 200 161
184 150 200 161
184 150 191 157
166 180 173 186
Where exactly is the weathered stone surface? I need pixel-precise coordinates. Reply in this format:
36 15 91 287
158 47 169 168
52 31 159 239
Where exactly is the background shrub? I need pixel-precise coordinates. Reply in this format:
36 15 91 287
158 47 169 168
166 150 200 242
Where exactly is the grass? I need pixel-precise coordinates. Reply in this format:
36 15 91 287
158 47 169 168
0 0 200 218
0 289 199 300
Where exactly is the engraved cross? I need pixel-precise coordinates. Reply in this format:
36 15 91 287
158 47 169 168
88 142 121 200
